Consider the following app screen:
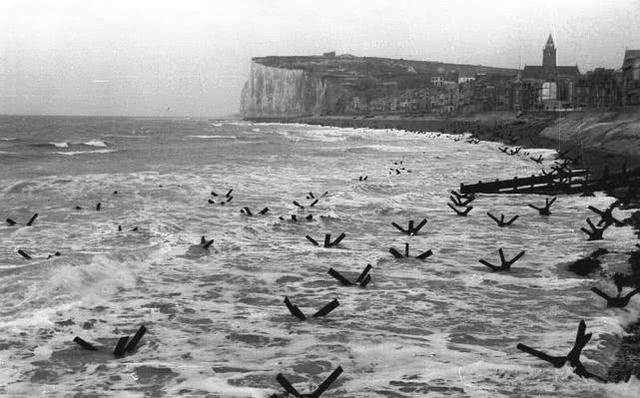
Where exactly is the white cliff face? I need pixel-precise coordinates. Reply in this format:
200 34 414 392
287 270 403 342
240 62 326 118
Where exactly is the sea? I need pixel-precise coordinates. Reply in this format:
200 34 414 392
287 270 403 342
0 115 639 397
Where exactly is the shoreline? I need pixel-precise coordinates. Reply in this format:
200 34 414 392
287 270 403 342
248 112 640 176
247 112 640 383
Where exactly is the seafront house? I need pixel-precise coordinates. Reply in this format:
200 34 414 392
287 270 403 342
622 49 640 106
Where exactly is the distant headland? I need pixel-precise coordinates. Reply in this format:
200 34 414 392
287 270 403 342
240 35 640 173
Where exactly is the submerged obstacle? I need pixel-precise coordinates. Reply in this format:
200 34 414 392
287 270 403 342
305 233 346 248
528 197 556 216
26 213 38 226
588 203 623 227
486 212 519 227
530 154 544 164
199 236 214 249
240 207 269 216
273 366 343 398
391 218 428 236
74 325 147 358
6 213 39 226
279 214 314 222
590 287 640 308
479 248 525 271
328 264 372 288
460 167 640 195
517 320 603 380
447 203 473 216
580 218 612 241
17 249 32 260
389 243 433 260
283 297 340 320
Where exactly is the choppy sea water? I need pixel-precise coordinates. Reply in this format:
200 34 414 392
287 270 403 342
0 115 639 397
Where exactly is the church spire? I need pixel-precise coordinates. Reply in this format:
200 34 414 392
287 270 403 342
543 34 557 70
545 34 555 48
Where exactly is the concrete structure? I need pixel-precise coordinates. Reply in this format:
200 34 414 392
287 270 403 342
622 49 640 105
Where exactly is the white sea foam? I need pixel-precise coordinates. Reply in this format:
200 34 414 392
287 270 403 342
187 135 237 139
82 139 108 147
49 141 69 148
55 149 117 155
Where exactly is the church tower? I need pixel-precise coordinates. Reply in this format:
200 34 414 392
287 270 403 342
542 34 557 70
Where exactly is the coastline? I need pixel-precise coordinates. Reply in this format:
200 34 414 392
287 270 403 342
247 111 640 383
249 110 640 176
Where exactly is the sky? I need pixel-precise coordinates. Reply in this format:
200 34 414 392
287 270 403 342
1 0 639 117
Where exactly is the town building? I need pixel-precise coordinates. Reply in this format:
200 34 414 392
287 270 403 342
521 34 580 110
622 49 640 105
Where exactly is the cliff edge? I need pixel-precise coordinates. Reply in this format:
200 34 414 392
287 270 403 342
240 55 518 118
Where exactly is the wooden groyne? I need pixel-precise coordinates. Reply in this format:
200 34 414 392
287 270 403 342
460 167 640 195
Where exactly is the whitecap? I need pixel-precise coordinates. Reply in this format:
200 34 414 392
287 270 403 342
82 139 108 147
187 135 237 139
55 149 117 156
49 141 68 148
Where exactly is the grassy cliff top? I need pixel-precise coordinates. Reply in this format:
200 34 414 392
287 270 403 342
252 54 519 78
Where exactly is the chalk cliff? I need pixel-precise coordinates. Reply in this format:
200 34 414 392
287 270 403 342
240 55 518 118
240 61 327 118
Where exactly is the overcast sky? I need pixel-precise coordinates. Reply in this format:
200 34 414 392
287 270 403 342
1 0 638 117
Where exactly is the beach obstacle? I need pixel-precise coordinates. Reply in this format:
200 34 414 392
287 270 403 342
273 366 343 398
293 201 305 209
590 287 640 308
358 175 368 181
73 325 147 358
447 203 473 216
240 207 269 216
279 214 314 222
96 203 101 211
486 212 519 227
283 297 340 320
389 243 433 261
47 251 61 259
328 264 372 288
75 205 83 210
451 190 475 201
479 248 525 271
6 218 16 226
588 203 624 227
209 189 233 204
508 147 521 156
305 233 346 248
17 249 32 260
450 194 475 207
199 236 214 249
580 218 612 241
391 218 428 236
113 325 147 357
530 154 544 164
528 197 556 216
73 337 98 351
26 213 38 226
517 320 603 380
555 149 570 160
